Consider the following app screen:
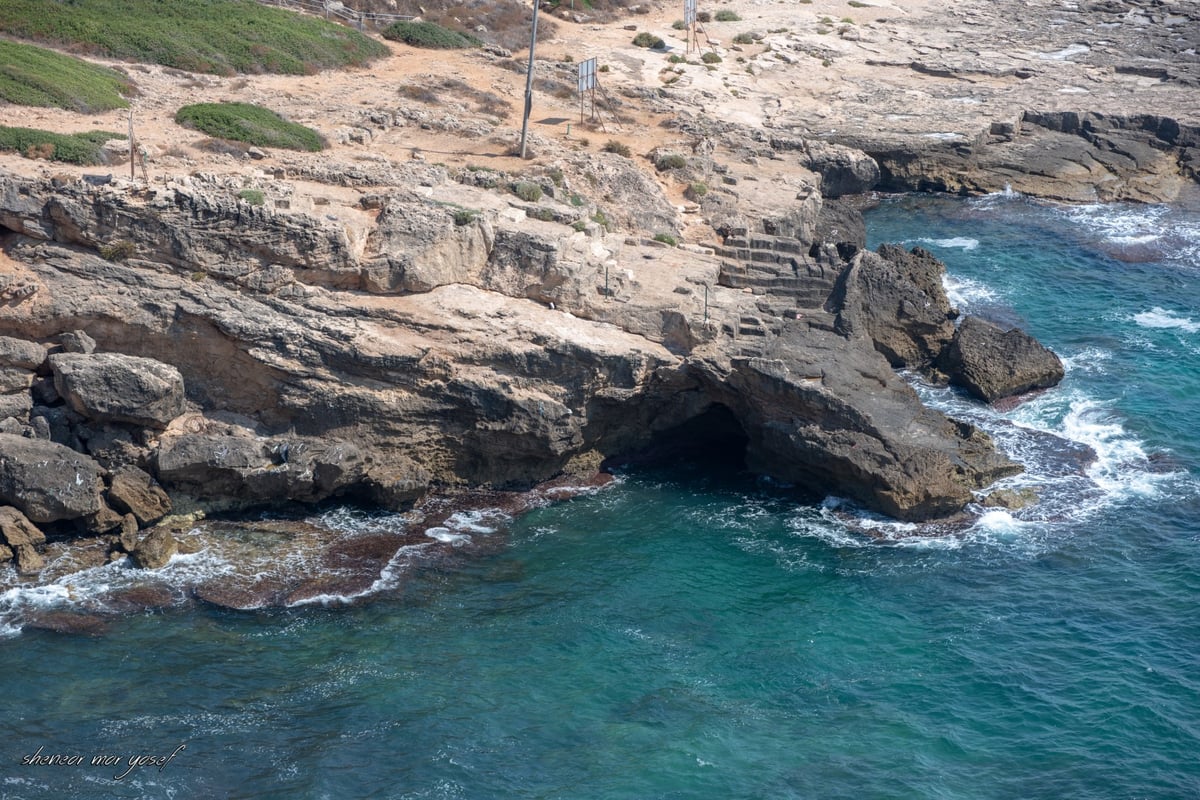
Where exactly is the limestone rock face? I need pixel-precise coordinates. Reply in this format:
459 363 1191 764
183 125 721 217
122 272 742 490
834 245 957 369
50 352 185 429
939 316 1066 402
0 434 107 524
693 325 1021 520
0 172 1055 523
798 140 881 198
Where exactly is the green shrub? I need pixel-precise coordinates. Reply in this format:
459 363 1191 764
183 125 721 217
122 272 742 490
848 0 868 6
591 210 610 229
732 32 756 44
668 54 685 64
653 233 678 246
714 9 741 21
0 0 387 76
697 10 712 22
382 20 481 49
175 103 324 151
512 181 543 202
671 19 687 29
100 240 136 262
237 189 265 206
701 52 722 64
0 40 133 112
632 32 666 49
687 181 708 198
603 140 631 157
0 126 122 164
453 209 478 226
526 207 555 221
655 153 687 171
572 220 588 232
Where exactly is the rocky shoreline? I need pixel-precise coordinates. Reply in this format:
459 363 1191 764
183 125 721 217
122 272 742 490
1 0 1195 612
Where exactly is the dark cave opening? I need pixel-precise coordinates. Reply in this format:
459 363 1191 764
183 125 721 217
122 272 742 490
603 403 750 471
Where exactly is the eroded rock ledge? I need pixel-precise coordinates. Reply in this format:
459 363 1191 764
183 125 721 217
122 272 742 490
0 166 1060 570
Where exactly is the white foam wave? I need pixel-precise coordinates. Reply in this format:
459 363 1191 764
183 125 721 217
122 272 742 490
424 527 471 545
917 236 979 251
942 273 1001 312
1059 346 1114 375
1132 307 1200 333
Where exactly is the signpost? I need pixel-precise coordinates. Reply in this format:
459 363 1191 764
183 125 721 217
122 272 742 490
684 0 698 54
577 57 597 122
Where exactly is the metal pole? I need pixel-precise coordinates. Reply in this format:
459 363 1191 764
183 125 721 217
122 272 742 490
519 0 540 159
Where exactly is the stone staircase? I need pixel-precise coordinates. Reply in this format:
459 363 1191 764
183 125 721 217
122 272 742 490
713 230 844 311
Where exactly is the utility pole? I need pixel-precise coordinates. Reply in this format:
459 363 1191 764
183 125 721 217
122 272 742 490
519 0 541 159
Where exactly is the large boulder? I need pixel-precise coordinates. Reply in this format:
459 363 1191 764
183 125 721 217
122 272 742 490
107 466 172 526
0 336 46 370
0 505 46 547
0 506 47 575
50 352 185 429
0 434 107 523
129 527 178 570
939 315 1065 402
834 245 957 369
799 140 881 198
154 431 383 509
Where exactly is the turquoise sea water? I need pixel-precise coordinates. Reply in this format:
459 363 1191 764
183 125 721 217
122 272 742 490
4 192 1200 799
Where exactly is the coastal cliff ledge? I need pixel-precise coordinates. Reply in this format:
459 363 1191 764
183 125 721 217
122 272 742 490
0 164 1047 566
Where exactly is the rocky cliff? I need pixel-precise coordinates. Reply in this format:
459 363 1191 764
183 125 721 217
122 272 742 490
0 160 1061 569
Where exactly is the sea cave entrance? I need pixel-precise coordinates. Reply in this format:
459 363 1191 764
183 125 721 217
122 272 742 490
605 403 750 472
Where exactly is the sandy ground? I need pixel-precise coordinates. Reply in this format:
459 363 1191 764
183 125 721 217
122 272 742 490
1 0 1193 202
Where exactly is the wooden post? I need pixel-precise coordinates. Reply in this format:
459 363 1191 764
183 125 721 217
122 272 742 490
128 107 135 183
519 0 541 159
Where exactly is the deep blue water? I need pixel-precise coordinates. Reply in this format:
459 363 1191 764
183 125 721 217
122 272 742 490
4 192 1200 799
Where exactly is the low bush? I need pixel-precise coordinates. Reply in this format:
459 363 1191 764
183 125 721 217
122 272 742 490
603 140 632 157
512 181 543 202
714 9 741 21
175 103 324 152
655 153 688 171
653 232 678 246
0 126 123 165
382 21 481 49
701 52 722 64
732 32 756 44
632 32 666 49
100 240 136 262
237 189 265 206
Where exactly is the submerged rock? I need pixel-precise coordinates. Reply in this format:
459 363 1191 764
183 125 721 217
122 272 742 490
129 527 179 570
